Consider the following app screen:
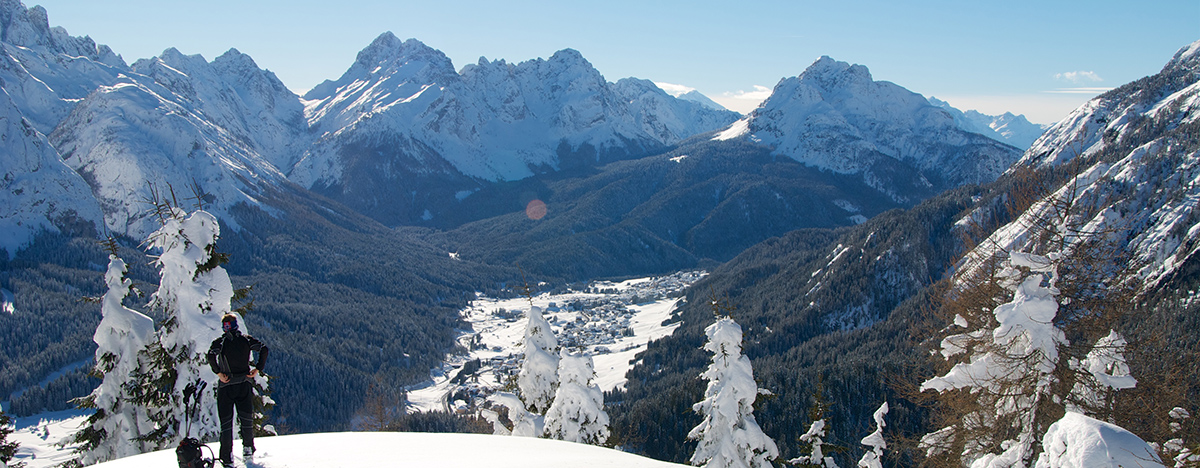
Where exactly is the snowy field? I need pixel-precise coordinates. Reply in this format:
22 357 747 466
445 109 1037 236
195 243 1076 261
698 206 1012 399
70 432 690 468
6 409 90 468
407 271 703 413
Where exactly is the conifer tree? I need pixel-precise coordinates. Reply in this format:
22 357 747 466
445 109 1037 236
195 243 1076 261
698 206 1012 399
1 409 19 468
126 196 237 449
790 377 841 468
856 402 887 468
544 350 610 445
688 304 779 468
69 240 156 464
518 304 559 414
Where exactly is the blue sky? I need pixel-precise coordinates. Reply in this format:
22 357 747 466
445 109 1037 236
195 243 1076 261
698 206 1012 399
30 0 1199 124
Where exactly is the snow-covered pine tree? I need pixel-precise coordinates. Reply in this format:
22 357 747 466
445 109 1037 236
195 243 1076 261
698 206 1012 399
69 241 157 464
544 350 610 445
127 206 233 448
790 375 841 468
518 305 559 414
1 409 18 468
688 315 779 468
484 392 541 437
856 402 887 468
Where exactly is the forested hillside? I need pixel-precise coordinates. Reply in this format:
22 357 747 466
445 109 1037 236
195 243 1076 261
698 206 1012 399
0 189 523 432
431 138 907 282
607 182 986 465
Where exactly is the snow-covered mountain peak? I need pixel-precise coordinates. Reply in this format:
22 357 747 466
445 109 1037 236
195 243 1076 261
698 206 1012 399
1166 38 1200 73
677 90 727 111
0 0 122 65
211 48 263 75
546 47 592 70
352 32 453 74
290 37 739 225
715 56 1021 202
798 55 875 92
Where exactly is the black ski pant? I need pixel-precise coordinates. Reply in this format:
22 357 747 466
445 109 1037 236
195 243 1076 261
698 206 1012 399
217 381 254 463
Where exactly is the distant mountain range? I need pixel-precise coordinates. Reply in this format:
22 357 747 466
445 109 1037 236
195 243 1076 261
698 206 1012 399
712 56 1024 204
0 0 1040 251
928 96 1047 149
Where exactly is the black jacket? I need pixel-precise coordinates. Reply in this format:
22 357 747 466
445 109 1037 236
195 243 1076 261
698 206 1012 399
206 330 268 387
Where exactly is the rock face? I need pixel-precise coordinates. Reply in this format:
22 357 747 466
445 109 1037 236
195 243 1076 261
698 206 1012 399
715 56 1023 203
291 33 740 226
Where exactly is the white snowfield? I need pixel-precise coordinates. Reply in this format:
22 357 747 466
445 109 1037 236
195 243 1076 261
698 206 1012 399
87 432 689 468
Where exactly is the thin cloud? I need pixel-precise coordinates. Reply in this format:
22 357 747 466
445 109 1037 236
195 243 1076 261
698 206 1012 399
711 85 774 114
1053 71 1103 83
1044 87 1113 94
722 85 773 101
654 82 695 98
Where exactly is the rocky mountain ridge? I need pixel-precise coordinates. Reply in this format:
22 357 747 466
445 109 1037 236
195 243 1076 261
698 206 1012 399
714 56 1024 203
928 96 1047 149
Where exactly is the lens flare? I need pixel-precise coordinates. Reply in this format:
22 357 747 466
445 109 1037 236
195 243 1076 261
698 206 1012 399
526 199 547 220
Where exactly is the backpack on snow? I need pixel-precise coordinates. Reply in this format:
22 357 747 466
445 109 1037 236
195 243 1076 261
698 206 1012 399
176 437 212 468
177 380 215 468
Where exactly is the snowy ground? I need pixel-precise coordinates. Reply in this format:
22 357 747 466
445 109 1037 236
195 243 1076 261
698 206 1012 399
78 432 691 468
407 271 703 413
6 408 90 468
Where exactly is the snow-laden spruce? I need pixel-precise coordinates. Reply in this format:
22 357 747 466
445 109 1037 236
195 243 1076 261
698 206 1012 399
483 391 542 437
789 418 839 468
688 316 779 468
543 350 609 445
131 208 233 446
857 402 887 468
518 305 560 414
70 252 156 464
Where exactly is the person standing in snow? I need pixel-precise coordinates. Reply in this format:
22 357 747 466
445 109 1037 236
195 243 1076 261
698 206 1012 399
206 314 268 467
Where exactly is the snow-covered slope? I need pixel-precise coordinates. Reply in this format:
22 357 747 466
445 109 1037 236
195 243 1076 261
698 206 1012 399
49 47 307 238
8 411 688 468
290 33 739 225
715 56 1023 203
0 0 126 134
0 86 102 256
962 39 1200 287
928 96 1047 149
99 432 688 468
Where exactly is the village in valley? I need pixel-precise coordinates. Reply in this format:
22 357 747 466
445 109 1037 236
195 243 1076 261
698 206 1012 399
405 270 706 416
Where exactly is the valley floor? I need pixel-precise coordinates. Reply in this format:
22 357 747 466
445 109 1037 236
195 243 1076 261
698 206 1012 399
406 270 703 413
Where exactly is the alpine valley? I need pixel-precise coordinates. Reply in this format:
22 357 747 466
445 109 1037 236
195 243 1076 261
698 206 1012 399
2 1 1198 466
